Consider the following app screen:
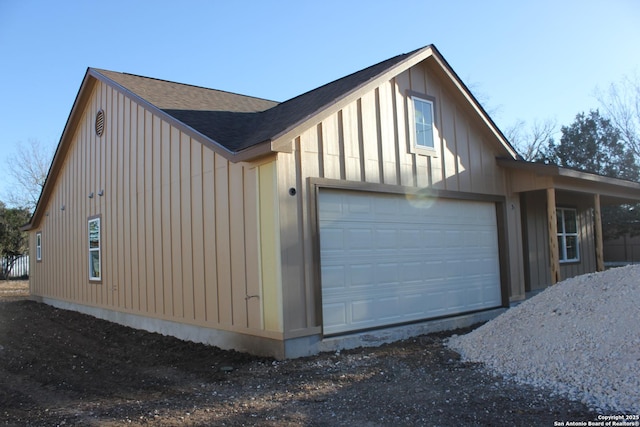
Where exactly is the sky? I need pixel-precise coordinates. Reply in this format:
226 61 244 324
1 0 639 203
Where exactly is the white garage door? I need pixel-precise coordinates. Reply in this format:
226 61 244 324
319 189 502 335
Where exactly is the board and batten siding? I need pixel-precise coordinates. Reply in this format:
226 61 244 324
276 61 522 337
29 80 282 338
521 190 597 291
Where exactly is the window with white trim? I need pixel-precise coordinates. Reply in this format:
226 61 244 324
36 232 42 262
88 217 101 281
557 208 579 262
412 95 436 150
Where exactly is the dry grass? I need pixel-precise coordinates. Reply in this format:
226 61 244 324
0 279 29 297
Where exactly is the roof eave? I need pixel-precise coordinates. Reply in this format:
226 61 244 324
270 44 519 160
497 158 640 201
270 45 436 152
426 46 519 160
24 68 98 231
90 69 268 160
24 69 277 232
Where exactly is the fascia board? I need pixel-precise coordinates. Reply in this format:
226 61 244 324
89 69 246 159
270 46 435 152
427 51 519 160
25 69 97 230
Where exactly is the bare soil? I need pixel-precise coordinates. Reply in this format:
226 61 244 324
0 280 599 426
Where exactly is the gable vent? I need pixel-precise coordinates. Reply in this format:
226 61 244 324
95 109 105 137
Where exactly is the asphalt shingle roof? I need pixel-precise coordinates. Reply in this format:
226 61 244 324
94 47 421 152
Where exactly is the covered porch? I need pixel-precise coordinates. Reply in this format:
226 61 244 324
498 159 640 294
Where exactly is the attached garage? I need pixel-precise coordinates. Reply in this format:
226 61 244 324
318 189 503 335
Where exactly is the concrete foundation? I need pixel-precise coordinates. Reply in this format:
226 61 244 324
31 296 505 360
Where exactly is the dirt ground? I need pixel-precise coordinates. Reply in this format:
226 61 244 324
0 280 601 426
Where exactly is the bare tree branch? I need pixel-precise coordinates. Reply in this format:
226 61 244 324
505 118 557 161
5 139 55 213
595 72 640 158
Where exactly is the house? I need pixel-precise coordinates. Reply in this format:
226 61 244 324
24 45 640 359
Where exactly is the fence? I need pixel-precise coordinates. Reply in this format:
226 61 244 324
603 233 640 266
1 255 29 279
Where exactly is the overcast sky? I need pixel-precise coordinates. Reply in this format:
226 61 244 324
1 0 639 202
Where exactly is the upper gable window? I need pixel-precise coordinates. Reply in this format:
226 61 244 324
409 94 438 155
413 96 435 149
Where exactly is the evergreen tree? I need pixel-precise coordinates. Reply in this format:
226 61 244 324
541 110 639 181
0 201 31 279
540 110 640 238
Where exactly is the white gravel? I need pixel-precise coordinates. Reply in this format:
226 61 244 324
447 265 640 413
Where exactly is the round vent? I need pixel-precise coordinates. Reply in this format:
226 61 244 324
95 109 105 137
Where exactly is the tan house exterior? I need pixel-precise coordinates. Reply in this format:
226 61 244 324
24 45 640 358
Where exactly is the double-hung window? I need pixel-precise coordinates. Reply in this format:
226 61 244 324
557 208 579 262
412 95 436 150
88 216 101 281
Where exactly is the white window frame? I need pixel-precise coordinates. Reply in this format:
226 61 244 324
557 207 579 263
410 94 438 156
88 216 102 281
36 232 42 262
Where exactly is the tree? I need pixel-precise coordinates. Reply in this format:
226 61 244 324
541 110 639 181
595 73 640 158
504 118 557 161
5 139 55 212
541 110 640 238
0 201 31 280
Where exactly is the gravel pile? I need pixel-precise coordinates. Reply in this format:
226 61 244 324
448 265 640 413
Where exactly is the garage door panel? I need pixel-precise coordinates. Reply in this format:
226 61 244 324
319 190 502 335
349 263 377 287
321 265 345 289
323 303 347 328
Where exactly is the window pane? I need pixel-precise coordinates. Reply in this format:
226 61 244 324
89 250 100 279
414 98 434 148
565 236 578 260
564 210 577 233
556 210 563 233
89 220 100 243
557 236 565 259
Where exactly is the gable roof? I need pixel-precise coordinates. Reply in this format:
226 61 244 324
91 47 430 153
25 44 519 230
92 44 519 158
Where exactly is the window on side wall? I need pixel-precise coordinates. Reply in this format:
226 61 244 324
557 208 579 262
36 232 42 262
410 94 438 155
88 216 101 281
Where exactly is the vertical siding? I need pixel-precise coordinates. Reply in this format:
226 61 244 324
29 79 275 338
523 191 597 290
278 60 513 334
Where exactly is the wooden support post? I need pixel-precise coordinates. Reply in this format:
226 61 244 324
594 193 605 272
547 188 561 284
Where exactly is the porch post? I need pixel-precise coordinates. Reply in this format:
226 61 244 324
593 193 605 272
547 188 561 284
